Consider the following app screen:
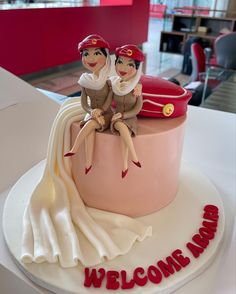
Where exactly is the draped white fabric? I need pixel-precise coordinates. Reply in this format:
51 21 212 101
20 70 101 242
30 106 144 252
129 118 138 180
21 97 152 268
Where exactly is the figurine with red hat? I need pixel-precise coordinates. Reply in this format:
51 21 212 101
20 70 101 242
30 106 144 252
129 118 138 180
64 34 113 174
110 44 144 178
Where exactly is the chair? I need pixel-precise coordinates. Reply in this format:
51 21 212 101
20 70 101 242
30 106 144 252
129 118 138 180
190 43 206 82
215 32 236 69
190 43 219 80
190 39 236 82
190 43 220 105
189 33 236 105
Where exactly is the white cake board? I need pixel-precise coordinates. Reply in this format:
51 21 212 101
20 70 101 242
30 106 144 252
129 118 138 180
2 161 225 294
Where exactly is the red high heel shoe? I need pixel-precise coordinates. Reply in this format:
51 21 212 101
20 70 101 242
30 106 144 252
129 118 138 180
132 161 142 168
64 152 75 157
122 169 128 178
85 165 92 175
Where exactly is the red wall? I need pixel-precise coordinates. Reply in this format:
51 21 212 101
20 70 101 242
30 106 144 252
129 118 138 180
100 0 133 5
0 0 149 75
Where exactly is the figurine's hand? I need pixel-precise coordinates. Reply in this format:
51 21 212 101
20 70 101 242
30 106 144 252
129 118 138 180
91 109 105 125
91 108 103 118
112 112 123 122
96 115 105 126
133 83 142 97
107 79 112 89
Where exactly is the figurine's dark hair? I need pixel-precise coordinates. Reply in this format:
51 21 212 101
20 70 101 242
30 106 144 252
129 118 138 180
80 47 107 57
115 56 140 70
100 48 107 57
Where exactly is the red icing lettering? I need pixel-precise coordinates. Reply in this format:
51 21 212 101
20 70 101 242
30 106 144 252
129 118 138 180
204 204 219 213
192 234 209 248
157 256 181 278
120 270 135 289
186 242 204 258
199 227 215 240
202 220 217 233
203 205 219 220
172 249 190 267
133 267 148 286
203 205 219 222
147 265 162 284
106 270 120 290
203 211 219 222
84 268 105 288
83 205 220 290
187 205 220 259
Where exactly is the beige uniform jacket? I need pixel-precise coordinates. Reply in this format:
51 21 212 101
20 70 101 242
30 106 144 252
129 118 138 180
111 91 143 136
80 81 113 131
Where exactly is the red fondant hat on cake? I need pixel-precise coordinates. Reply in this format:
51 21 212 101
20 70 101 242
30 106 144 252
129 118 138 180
138 75 192 118
78 34 110 51
115 44 145 61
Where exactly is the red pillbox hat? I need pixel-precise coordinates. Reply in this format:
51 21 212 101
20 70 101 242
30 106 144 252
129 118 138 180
115 44 144 61
78 34 110 51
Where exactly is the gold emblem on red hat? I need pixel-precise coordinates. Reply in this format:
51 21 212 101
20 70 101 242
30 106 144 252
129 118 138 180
127 49 133 56
92 39 97 45
163 103 174 117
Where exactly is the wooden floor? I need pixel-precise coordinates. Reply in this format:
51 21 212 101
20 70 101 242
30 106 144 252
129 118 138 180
25 64 85 96
202 75 236 114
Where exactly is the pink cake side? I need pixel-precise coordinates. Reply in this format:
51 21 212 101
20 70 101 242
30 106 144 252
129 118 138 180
71 116 186 217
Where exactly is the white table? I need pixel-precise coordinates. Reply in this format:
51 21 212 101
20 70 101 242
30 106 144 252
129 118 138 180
0 67 59 293
0 68 235 294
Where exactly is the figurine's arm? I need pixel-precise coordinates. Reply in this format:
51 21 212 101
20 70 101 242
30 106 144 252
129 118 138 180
81 87 92 114
101 80 113 112
133 83 142 97
81 87 105 125
123 94 143 120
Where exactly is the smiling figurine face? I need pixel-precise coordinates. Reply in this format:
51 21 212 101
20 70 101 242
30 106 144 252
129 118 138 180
82 47 107 76
115 56 137 81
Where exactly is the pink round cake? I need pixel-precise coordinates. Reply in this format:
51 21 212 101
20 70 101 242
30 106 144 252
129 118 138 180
71 115 186 217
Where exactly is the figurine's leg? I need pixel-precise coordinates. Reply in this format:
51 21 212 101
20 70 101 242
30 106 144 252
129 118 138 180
114 121 141 168
65 119 100 156
120 137 129 178
84 130 95 174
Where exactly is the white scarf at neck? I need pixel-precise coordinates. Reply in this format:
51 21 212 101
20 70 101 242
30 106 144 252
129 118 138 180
110 62 143 96
78 49 111 90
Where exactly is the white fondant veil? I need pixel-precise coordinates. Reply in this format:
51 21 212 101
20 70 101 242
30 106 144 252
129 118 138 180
21 98 152 268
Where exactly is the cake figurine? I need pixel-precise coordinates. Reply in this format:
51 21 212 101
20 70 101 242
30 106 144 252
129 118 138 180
64 34 113 174
110 45 144 178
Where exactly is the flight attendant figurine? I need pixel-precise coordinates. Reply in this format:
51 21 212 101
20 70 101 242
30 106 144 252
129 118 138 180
64 34 113 174
110 44 144 178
